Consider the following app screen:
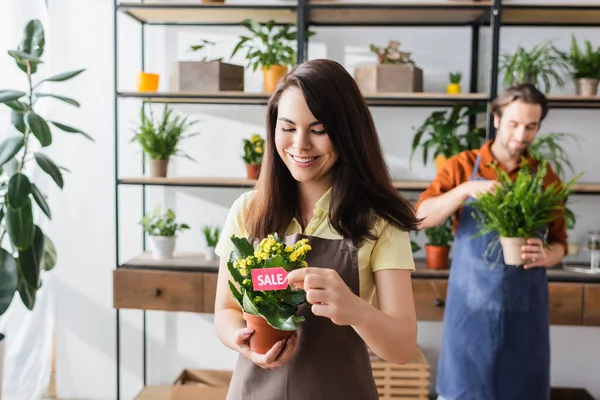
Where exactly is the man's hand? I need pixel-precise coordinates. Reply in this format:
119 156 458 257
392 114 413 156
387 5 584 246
458 180 499 199
521 238 564 269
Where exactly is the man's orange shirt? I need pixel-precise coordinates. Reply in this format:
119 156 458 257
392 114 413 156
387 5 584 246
415 140 568 255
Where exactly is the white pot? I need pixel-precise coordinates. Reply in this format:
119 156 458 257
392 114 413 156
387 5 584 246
0 333 4 400
500 237 527 266
205 246 216 261
149 236 176 260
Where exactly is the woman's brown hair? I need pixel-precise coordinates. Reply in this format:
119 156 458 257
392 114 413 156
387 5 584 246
244 59 420 247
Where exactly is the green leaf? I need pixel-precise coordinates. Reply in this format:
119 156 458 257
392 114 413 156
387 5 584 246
17 225 45 288
49 121 94 142
0 136 24 167
230 235 254 259
30 183 51 219
242 290 259 315
228 280 243 308
36 93 80 107
42 234 57 271
282 289 306 307
0 90 26 104
5 196 35 251
37 68 85 86
265 255 285 268
8 173 31 208
258 305 301 331
34 152 63 189
8 50 43 68
12 109 26 134
25 111 52 147
0 248 19 315
17 275 36 310
5 100 28 112
18 19 45 58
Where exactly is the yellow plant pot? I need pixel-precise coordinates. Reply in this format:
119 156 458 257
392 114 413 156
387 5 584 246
435 155 447 171
446 83 461 94
262 65 288 94
137 72 159 92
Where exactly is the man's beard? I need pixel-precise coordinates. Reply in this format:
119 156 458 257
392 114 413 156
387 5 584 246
502 138 528 157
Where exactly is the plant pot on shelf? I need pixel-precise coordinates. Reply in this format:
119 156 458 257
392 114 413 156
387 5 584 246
575 78 599 97
205 246 216 261
137 72 159 92
568 243 580 256
149 236 176 260
446 83 461 94
246 163 261 179
243 312 295 355
354 64 423 94
425 244 450 270
170 61 244 92
262 65 288 94
499 237 527 266
148 158 169 178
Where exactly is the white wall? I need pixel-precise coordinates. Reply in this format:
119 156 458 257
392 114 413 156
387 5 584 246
35 0 600 399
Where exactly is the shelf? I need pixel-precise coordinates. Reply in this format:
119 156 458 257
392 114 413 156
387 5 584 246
121 251 219 272
547 95 600 109
117 1 297 25
308 1 491 27
501 4 600 27
117 91 489 107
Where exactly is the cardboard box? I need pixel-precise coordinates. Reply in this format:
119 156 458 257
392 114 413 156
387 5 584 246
354 64 423 93
170 61 244 92
135 369 233 400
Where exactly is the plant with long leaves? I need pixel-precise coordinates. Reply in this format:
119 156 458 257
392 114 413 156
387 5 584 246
500 41 570 94
425 217 454 247
0 19 91 316
470 158 581 241
557 34 600 80
410 103 487 167
231 19 315 71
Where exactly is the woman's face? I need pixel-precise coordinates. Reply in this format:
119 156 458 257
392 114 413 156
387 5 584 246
274 87 338 185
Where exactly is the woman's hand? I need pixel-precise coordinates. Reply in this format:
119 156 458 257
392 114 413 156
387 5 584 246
286 267 366 326
233 328 298 369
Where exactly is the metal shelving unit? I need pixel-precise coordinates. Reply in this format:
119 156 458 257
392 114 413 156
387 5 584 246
112 1 600 398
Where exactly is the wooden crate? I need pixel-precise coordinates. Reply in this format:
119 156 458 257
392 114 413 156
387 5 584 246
370 347 430 399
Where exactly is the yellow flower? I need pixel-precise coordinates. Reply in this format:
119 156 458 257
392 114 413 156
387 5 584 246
251 134 262 143
285 246 293 253
239 259 247 268
255 146 263 154
302 261 307 268
240 268 248 276
264 244 271 253
289 251 298 262
242 278 250 286
246 258 254 266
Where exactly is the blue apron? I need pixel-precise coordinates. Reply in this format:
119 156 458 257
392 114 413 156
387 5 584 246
436 154 550 400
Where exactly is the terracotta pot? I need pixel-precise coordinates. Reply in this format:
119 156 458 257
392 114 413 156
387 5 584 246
568 243 580 256
575 78 599 97
434 155 447 171
243 312 295 355
201 0 225 3
262 65 288 94
246 163 261 179
148 158 169 177
446 83 461 94
500 237 527 266
137 72 159 92
425 244 450 270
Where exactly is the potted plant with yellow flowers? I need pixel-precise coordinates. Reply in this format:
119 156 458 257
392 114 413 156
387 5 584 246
470 158 581 266
227 233 312 354
242 133 264 179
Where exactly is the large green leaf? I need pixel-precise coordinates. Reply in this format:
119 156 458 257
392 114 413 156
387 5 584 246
4 100 28 112
8 173 31 208
230 235 254 259
34 153 63 188
17 275 36 310
228 281 243 308
25 111 52 147
0 249 18 315
12 109 26 133
282 289 306 307
18 19 45 57
0 90 26 104
36 93 80 107
8 50 43 71
257 304 302 331
18 225 45 288
5 196 35 251
36 69 85 86
242 290 260 315
43 235 57 271
0 136 24 167
31 183 51 219
49 121 94 142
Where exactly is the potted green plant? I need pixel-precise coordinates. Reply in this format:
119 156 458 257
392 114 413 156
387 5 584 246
410 103 486 171
231 19 314 93
0 19 88 384
424 217 454 270
140 205 190 260
354 40 423 93
202 225 221 261
499 41 570 94
447 71 462 94
470 159 581 266
557 34 600 96
130 103 199 178
227 233 312 354
242 133 264 179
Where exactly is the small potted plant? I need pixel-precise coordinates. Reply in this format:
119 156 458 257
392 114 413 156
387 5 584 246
130 103 199 178
355 40 423 93
227 233 312 354
446 71 462 94
203 225 221 261
424 217 454 270
231 19 313 93
557 34 600 96
242 133 264 179
499 41 569 94
410 103 486 171
140 205 191 260
470 159 581 266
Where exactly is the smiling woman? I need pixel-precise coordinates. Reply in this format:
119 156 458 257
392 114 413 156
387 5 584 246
213 59 421 400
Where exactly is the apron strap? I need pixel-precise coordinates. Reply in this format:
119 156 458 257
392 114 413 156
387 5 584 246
470 153 482 180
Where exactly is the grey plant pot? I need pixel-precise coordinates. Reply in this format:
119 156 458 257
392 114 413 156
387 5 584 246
575 78 599 97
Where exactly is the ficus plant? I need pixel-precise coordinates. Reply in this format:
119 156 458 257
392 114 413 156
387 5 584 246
0 19 91 316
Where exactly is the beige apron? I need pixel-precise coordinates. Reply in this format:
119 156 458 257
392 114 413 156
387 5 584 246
226 233 378 400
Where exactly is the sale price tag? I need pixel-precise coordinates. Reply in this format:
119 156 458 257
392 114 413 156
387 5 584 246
251 267 289 291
